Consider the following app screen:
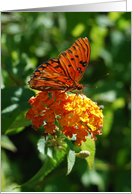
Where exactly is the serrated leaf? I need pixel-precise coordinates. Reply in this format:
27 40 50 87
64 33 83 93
65 138 75 175
81 137 96 170
17 148 66 188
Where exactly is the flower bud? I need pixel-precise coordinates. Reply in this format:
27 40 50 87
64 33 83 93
75 150 90 158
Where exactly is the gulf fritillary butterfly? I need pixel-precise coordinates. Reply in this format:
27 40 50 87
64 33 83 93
28 37 91 92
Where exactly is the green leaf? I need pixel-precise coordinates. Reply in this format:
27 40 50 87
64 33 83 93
103 109 114 136
71 23 85 37
65 138 75 175
1 135 17 152
96 15 114 27
81 137 96 170
37 136 54 158
1 86 35 133
5 112 30 135
5 23 21 34
18 148 66 188
66 149 75 175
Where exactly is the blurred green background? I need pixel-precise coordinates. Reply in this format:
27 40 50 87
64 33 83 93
1 12 131 192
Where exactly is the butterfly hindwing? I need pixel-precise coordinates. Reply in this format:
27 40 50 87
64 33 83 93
28 58 74 91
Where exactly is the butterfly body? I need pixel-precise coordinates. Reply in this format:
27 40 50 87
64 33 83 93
28 37 91 92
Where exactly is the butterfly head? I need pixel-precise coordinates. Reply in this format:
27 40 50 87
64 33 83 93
69 83 85 92
76 84 85 91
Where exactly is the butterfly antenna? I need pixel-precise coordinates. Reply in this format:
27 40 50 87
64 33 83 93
83 73 109 86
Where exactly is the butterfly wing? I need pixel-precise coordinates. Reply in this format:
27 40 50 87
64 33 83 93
28 37 91 91
58 37 91 82
28 58 75 91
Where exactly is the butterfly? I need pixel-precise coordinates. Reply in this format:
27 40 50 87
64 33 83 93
28 37 91 92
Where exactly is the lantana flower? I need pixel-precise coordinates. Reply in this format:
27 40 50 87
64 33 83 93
26 91 104 146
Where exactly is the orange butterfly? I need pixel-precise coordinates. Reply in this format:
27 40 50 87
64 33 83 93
28 37 91 92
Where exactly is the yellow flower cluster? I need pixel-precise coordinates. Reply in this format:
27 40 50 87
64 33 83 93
26 91 103 146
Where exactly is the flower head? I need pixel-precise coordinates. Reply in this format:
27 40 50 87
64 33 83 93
26 91 104 146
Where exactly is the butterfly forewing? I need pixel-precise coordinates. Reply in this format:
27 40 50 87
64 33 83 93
58 37 90 82
75 37 91 82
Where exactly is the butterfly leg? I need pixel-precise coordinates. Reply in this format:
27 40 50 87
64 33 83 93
47 95 58 108
47 91 66 108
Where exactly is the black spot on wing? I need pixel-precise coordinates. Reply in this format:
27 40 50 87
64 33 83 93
76 39 86 52
73 46 77 51
33 62 50 76
54 65 60 69
77 67 84 74
51 58 59 63
80 61 87 67
61 52 67 57
46 61 51 65
34 69 41 74
68 49 72 54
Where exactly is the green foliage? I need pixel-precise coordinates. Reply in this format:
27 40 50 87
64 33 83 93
1 12 131 192
1 135 17 152
19 146 66 188
65 138 76 175
81 138 96 170
1 86 35 133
